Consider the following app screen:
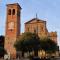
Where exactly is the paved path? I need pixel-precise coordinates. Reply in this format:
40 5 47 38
1 57 60 60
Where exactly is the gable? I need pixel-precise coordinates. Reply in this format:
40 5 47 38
25 18 45 24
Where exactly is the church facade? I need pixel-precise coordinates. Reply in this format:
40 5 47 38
25 18 57 43
4 3 57 58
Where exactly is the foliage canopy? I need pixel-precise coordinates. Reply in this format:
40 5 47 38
14 32 58 54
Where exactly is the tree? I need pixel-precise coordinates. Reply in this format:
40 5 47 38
40 37 58 53
14 33 58 57
0 35 4 47
14 32 40 56
0 35 6 58
0 47 7 58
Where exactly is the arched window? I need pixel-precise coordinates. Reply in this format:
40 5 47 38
8 9 11 15
12 9 15 15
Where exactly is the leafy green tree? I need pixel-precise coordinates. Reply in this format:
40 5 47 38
0 47 7 58
0 35 6 58
14 33 58 57
40 37 58 53
14 32 40 56
0 35 4 47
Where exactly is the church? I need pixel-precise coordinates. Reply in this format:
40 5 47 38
4 3 57 58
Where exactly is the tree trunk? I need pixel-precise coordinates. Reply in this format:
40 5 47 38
34 50 38 56
22 51 24 57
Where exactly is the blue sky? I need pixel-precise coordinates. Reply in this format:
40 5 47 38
0 0 60 47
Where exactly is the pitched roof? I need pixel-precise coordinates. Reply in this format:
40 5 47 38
25 18 46 24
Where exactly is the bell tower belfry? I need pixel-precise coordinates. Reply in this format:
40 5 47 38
5 3 21 58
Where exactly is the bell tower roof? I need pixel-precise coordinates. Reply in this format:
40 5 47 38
6 3 22 9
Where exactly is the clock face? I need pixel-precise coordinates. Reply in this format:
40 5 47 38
8 22 14 30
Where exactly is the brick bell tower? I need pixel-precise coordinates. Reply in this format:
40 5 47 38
5 3 21 58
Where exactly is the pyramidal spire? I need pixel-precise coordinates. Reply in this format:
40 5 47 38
36 13 37 19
